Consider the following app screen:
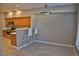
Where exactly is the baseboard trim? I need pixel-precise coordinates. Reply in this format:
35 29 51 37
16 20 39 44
12 40 74 49
18 41 35 49
12 41 35 50
35 40 74 47
76 43 79 51
73 46 77 56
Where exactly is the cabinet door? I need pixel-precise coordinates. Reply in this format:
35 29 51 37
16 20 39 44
10 34 16 46
5 18 14 27
14 18 21 27
5 18 9 27
22 17 31 27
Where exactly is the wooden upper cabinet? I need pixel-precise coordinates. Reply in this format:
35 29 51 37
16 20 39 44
14 18 21 26
22 17 31 27
5 16 31 28
5 18 14 27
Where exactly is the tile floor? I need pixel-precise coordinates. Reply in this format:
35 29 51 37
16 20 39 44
2 37 76 56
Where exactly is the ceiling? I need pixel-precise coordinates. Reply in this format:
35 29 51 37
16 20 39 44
0 3 74 12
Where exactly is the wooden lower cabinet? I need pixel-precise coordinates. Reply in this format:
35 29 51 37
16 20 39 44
10 34 16 46
3 30 7 37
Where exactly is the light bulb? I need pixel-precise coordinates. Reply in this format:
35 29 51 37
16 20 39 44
8 12 13 15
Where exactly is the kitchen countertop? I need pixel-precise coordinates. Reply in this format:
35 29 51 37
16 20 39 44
2 27 30 30
16 28 29 30
2 28 11 30
10 32 16 34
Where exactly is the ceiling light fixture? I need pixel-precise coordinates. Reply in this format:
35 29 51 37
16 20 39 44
15 5 20 12
35 3 53 15
8 12 13 15
16 10 21 14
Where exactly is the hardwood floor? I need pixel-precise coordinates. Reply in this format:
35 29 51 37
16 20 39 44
2 36 76 56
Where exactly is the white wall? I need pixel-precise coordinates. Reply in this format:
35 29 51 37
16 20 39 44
35 13 76 45
0 30 2 55
32 5 77 45
76 5 79 50
0 13 5 28
0 13 5 55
